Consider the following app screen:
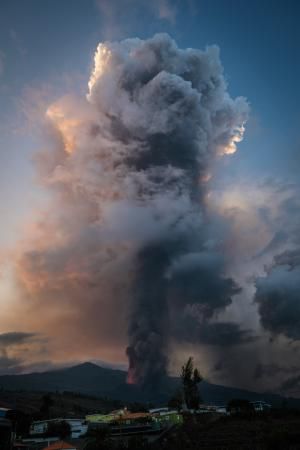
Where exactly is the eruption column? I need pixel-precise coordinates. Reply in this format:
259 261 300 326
17 34 248 387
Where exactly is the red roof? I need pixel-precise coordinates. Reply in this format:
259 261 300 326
42 441 77 450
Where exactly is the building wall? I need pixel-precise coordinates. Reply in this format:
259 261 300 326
30 419 87 438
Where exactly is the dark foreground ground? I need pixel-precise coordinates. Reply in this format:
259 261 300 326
0 390 124 416
155 412 300 450
88 412 300 450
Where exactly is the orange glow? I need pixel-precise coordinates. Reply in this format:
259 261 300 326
220 123 246 155
126 368 137 385
200 172 212 183
46 103 81 154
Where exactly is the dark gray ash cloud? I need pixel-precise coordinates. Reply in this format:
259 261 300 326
245 180 300 350
0 332 36 346
255 254 300 341
279 374 300 395
0 332 38 375
88 34 248 385
253 362 298 381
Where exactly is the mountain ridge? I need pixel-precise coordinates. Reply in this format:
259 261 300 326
0 362 299 408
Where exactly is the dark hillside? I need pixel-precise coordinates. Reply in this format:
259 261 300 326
0 362 299 408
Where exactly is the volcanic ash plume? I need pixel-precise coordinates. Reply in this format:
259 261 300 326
17 34 248 386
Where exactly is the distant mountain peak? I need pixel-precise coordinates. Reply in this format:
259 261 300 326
72 362 100 369
0 362 298 408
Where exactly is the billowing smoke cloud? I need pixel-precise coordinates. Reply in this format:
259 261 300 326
0 332 36 345
203 178 300 393
0 332 38 374
248 181 300 345
255 250 300 341
15 34 248 386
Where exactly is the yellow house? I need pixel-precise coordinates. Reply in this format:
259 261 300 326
86 409 128 424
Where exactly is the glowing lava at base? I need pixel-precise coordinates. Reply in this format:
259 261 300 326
126 368 137 385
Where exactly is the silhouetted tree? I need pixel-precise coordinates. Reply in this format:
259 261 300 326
47 420 71 439
181 357 202 409
168 388 183 411
40 393 54 419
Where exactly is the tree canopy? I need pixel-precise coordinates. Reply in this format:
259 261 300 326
181 357 203 410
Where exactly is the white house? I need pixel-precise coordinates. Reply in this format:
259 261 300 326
251 401 271 412
30 419 87 439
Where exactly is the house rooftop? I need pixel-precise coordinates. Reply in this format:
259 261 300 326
119 412 150 420
42 441 78 450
